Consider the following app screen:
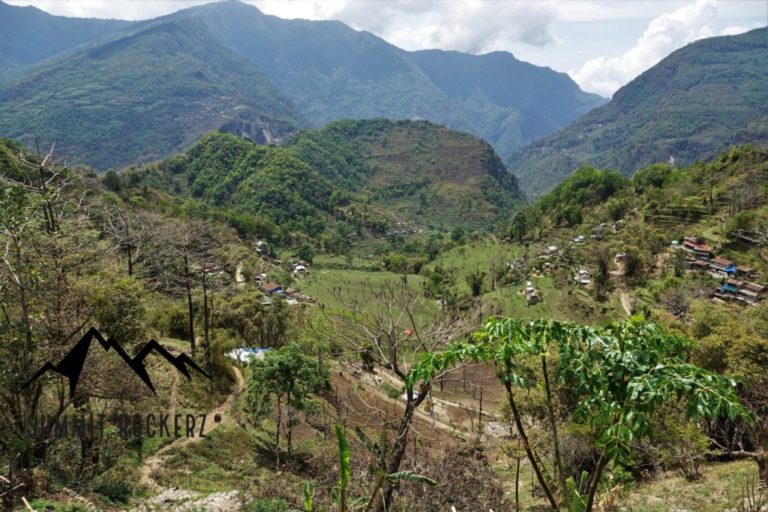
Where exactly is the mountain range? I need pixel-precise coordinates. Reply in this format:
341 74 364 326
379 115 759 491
508 27 768 195
0 0 603 169
0 1 130 79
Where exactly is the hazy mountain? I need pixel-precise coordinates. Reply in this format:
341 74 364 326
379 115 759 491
0 0 602 168
194 0 604 157
0 0 131 78
507 27 768 196
0 15 306 169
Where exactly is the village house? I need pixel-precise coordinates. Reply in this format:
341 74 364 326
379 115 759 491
259 282 283 295
525 281 542 305
708 257 736 277
591 223 607 240
575 268 591 286
715 278 767 305
687 259 710 271
680 236 712 260
254 240 270 255
737 265 757 279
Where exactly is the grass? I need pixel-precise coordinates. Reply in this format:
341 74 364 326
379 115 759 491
494 458 760 511
296 268 438 323
620 459 758 511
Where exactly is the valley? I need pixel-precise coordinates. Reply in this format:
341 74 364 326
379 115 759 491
0 1 767 511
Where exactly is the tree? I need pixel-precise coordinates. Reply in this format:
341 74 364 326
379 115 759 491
143 218 218 358
411 317 746 511
466 269 486 297
591 245 612 301
98 200 154 276
0 143 104 504
247 343 329 469
296 243 315 264
323 278 482 512
510 211 529 243
693 303 768 484
88 277 146 345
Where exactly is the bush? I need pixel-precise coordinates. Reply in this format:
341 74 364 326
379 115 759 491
93 477 133 504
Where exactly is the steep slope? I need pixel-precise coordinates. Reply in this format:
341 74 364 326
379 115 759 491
508 27 768 196
287 119 522 229
0 0 602 167
0 0 131 78
0 17 305 169
136 121 522 240
408 50 602 150
195 0 603 157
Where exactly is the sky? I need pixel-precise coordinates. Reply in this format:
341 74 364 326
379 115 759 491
5 0 767 97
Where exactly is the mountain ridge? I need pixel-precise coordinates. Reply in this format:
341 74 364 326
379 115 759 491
507 27 768 196
0 0 603 168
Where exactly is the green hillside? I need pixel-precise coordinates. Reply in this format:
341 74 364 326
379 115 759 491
0 0 602 168
0 0 130 78
0 16 305 169
131 120 522 245
287 119 522 229
508 27 768 195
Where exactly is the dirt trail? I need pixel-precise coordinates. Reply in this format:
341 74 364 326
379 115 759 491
620 290 634 316
139 366 245 490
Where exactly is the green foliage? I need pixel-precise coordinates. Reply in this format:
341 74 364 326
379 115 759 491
88 276 146 344
247 343 330 424
246 498 298 512
510 27 768 194
28 499 92 512
93 475 133 504
535 166 628 226
295 243 316 264
333 425 351 512
410 317 748 510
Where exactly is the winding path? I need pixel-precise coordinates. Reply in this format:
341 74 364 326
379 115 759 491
139 366 245 490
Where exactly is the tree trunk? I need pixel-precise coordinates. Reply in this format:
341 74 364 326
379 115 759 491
202 264 210 372
275 395 282 472
504 381 560 510
286 390 293 456
184 253 195 356
757 450 768 485
374 387 428 512
542 354 569 510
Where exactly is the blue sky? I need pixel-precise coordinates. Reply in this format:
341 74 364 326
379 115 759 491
6 0 767 96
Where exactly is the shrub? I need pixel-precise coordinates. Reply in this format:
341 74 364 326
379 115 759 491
93 477 133 504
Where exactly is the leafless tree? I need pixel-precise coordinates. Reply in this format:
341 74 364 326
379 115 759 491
320 277 486 512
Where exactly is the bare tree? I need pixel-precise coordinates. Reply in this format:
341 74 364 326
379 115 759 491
100 205 152 276
142 218 218 359
320 277 484 512
0 144 99 506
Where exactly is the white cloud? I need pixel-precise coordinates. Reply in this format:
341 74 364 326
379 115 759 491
306 0 560 53
569 0 757 97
